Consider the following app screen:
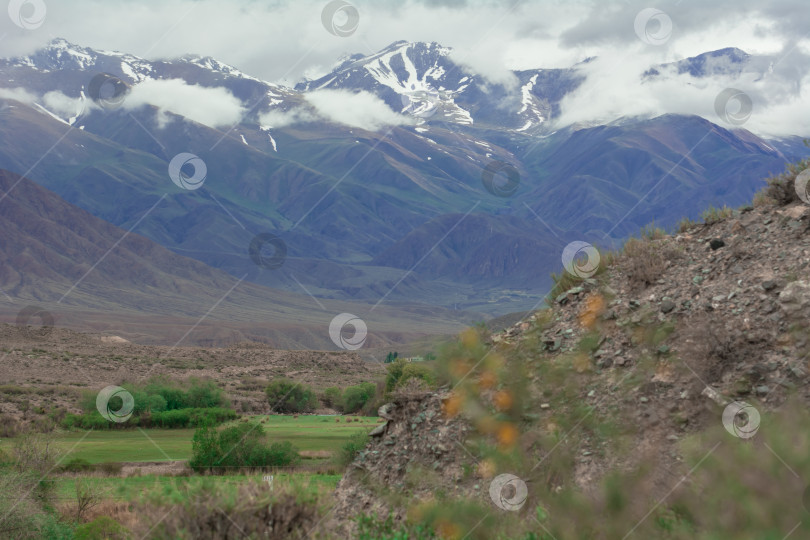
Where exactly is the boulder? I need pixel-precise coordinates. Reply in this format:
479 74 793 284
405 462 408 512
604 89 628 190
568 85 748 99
780 281 810 319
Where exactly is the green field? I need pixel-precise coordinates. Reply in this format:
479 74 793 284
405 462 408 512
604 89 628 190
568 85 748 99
0 415 379 464
52 473 341 502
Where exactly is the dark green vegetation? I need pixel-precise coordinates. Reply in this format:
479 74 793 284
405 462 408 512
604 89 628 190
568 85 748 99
384 358 437 393
265 378 318 413
62 377 235 429
335 431 370 469
189 423 300 472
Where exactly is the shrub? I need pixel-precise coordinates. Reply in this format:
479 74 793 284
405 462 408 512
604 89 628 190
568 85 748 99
335 431 369 468
385 359 407 393
60 457 93 473
74 516 129 540
700 204 733 224
74 478 102 522
62 407 236 430
265 379 317 414
0 414 21 437
0 434 65 539
189 422 300 472
69 377 231 430
620 237 667 288
399 364 436 389
321 386 343 410
762 154 810 206
12 432 61 475
134 480 323 539
342 383 377 414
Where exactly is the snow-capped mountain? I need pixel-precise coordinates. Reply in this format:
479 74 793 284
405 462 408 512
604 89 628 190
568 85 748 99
297 40 583 132
0 39 806 317
644 47 774 79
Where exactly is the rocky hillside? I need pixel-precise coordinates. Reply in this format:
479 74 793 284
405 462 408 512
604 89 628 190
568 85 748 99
329 179 810 538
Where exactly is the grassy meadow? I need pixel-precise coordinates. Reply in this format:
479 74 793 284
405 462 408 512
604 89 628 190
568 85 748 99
0 415 379 463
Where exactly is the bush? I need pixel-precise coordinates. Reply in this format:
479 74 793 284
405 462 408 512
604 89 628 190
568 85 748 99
68 377 232 430
74 516 129 540
265 379 317 413
620 237 667 288
60 457 93 473
701 204 733 224
134 480 322 539
321 387 343 410
0 413 21 437
386 360 436 394
0 434 66 539
763 154 810 205
399 364 436 389
385 359 407 393
189 422 300 472
342 383 377 414
335 431 369 468
62 407 236 430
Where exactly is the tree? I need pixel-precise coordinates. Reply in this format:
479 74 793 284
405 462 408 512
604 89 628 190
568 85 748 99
265 379 317 413
341 383 377 414
189 422 299 472
385 359 435 393
399 363 436 388
74 479 102 522
385 359 407 392
321 387 343 410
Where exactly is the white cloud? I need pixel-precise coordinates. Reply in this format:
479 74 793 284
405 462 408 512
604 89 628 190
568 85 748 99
42 91 85 119
123 79 245 129
1 0 808 135
0 87 37 103
553 42 810 137
448 49 518 89
258 108 317 128
304 90 413 131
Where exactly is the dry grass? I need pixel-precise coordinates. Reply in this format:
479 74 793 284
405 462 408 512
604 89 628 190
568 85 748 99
132 480 326 539
761 156 810 206
619 237 668 288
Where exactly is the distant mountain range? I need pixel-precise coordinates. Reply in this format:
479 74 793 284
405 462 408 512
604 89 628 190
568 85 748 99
0 168 471 348
0 38 806 323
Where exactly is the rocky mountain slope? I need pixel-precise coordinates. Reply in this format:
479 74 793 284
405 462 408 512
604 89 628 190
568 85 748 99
329 178 810 538
0 168 471 348
1 39 806 317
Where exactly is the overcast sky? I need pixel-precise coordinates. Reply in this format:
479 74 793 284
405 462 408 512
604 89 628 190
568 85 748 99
2 0 808 136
